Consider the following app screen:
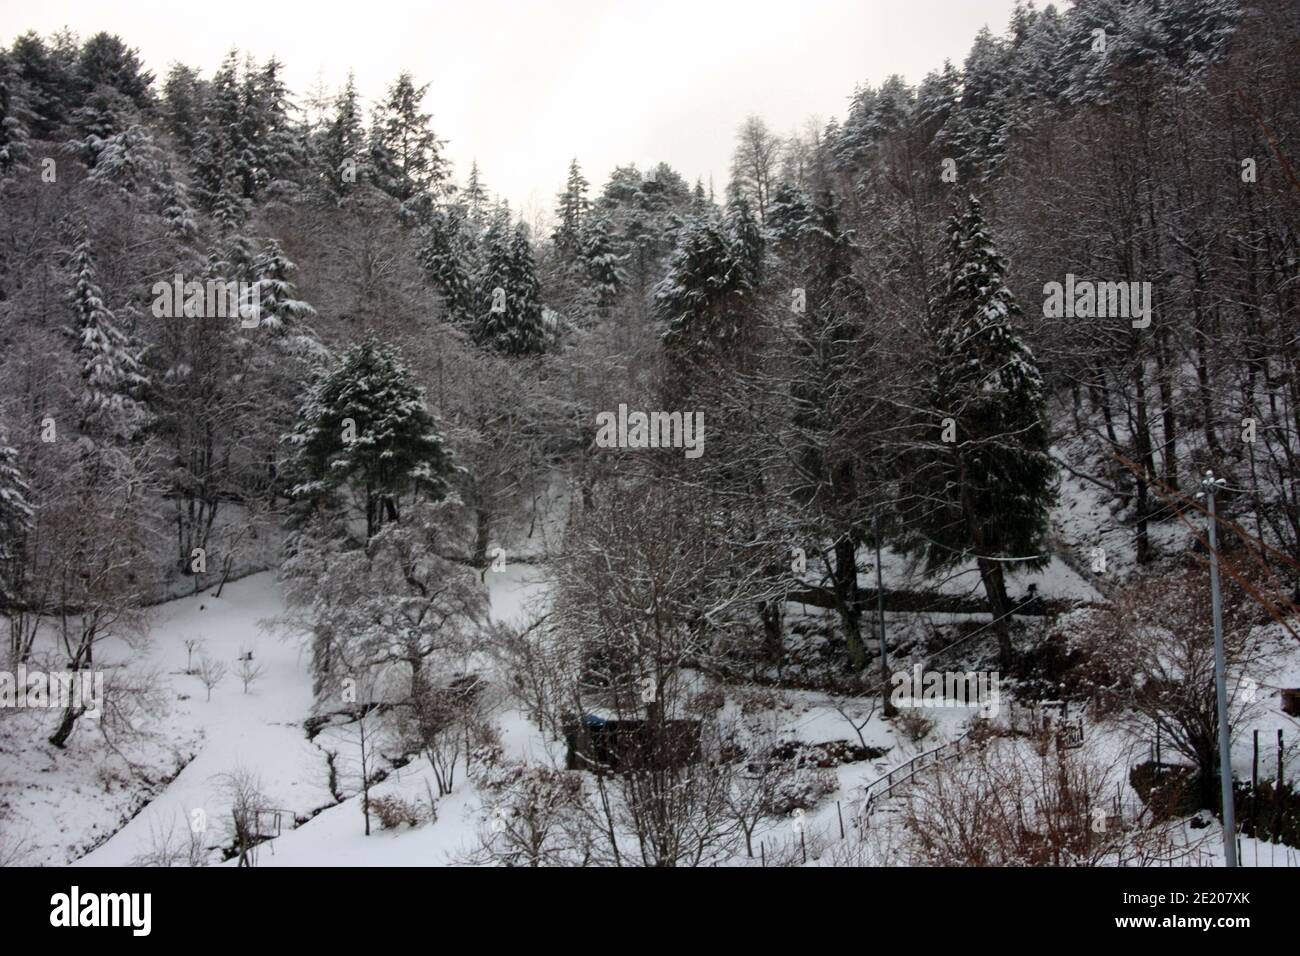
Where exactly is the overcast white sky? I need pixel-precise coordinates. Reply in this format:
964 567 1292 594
2 0 1024 219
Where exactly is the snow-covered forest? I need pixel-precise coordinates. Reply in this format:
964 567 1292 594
1 0 1299 875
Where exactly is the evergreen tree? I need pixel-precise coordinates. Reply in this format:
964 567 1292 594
579 211 623 311
914 59 962 148
0 50 32 177
250 239 316 334
191 50 247 216
724 192 765 286
765 180 811 250
64 238 149 438
315 72 367 198
286 336 454 538
553 157 590 257
0 432 33 605
657 215 751 352
472 218 545 356
242 57 301 195
507 222 546 353
77 32 153 109
463 160 489 222
162 62 204 155
10 31 81 138
418 203 477 325
369 71 448 209
901 195 1055 664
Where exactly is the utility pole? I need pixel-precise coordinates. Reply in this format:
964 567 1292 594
875 513 896 717
1199 470 1237 867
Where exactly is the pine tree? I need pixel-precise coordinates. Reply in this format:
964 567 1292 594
902 195 1055 664
506 222 546 353
657 215 751 352
472 209 514 347
77 32 153 109
86 123 165 194
9 31 80 139
765 180 811 250
418 203 477 325
0 50 32 178
463 160 489 222
0 432 33 607
285 336 454 537
472 217 546 356
68 84 137 166
553 158 589 257
579 211 623 311
914 59 962 148
724 192 765 286
949 27 1015 178
162 62 204 156
369 71 448 209
191 51 247 216
315 73 367 198
243 57 301 195
249 239 316 334
64 238 149 438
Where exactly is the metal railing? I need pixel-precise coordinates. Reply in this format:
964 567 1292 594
859 732 970 818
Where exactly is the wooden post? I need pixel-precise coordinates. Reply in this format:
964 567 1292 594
1276 729 1285 843
1252 730 1259 839
837 801 845 840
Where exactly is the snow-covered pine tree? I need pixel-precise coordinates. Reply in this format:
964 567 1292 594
948 27 1015 179
77 32 153 110
314 72 367 199
902 194 1055 664
505 222 546 355
472 209 514 348
723 192 765 287
418 203 478 325
162 62 205 157
0 50 32 178
0 432 33 606
86 123 165 195
64 238 149 438
67 84 136 167
579 211 624 311
285 335 454 537
765 180 811 252
914 60 962 149
9 31 79 140
553 158 590 259
657 215 750 353
251 57 303 192
463 160 489 223
369 71 448 210
191 50 249 213
249 239 316 334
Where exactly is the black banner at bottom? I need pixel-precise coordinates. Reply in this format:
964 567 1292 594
0 865 1284 943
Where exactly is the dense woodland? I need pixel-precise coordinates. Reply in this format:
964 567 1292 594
1 0 1299 865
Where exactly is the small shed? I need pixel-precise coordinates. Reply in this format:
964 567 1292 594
563 709 702 774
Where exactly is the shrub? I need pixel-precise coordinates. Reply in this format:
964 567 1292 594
369 794 428 830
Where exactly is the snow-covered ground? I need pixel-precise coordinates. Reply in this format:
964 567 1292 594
3 507 1296 868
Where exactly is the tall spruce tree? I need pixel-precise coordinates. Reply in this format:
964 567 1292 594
64 238 149 439
286 336 454 538
902 195 1055 665
553 157 590 258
